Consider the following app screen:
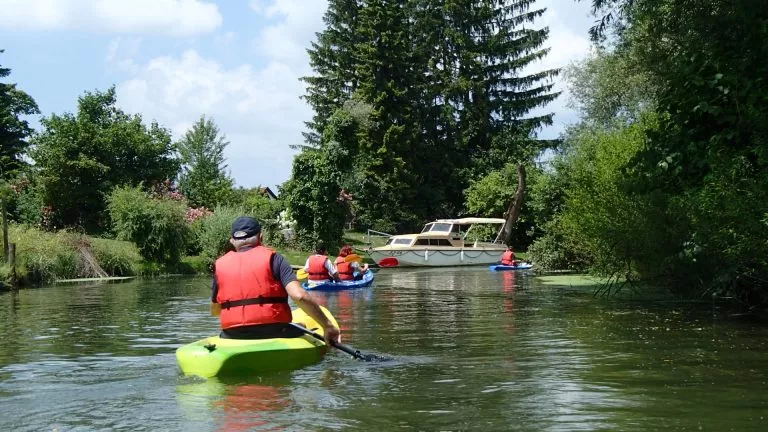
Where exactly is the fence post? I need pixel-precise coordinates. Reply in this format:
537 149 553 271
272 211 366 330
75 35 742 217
9 242 17 289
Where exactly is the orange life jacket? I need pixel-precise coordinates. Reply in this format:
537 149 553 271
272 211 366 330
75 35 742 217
308 255 331 280
501 250 516 266
335 256 354 281
214 246 291 329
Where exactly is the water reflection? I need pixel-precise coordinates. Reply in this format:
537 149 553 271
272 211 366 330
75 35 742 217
1 272 767 431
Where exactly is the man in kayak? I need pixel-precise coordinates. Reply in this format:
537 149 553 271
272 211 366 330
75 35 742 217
335 245 369 281
500 246 517 266
304 241 341 287
211 216 341 345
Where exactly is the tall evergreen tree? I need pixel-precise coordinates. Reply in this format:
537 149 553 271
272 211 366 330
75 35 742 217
176 115 234 208
302 0 363 146
0 50 39 181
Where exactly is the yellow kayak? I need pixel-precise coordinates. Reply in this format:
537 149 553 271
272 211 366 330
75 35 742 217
176 306 338 378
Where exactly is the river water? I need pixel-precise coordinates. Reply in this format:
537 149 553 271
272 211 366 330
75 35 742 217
1 268 767 431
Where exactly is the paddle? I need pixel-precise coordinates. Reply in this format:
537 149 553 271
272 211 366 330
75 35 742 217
296 268 308 280
345 253 362 263
289 323 388 362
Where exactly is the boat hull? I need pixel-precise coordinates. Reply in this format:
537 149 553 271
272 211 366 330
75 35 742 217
303 271 374 291
489 263 534 271
175 307 338 378
370 247 506 267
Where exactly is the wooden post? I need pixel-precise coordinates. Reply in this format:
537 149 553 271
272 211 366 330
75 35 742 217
8 242 17 288
1 199 8 261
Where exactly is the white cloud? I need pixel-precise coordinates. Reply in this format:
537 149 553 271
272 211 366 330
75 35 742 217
252 0 328 67
0 0 222 37
116 49 311 189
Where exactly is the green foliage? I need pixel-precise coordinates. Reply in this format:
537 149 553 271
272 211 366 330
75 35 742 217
176 115 234 208
5 224 142 285
282 141 349 251
30 87 179 232
0 50 40 181
301 0 560 232
229 187 282 222
107 186 189 266
89 237 142 276
192 205 241 270
565 49 655 127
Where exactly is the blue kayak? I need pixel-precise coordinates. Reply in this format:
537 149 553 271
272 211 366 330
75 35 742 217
302 271 375 291
489 263 534 271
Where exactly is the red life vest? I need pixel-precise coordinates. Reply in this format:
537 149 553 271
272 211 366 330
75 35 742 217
335 256 354 281
501 250 516 266
214 246 291 330
308 255 331 280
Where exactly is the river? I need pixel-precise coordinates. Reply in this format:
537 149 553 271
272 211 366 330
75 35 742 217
1 268 767 431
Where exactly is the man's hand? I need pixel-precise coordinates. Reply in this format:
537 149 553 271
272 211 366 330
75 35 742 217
324 324 341 346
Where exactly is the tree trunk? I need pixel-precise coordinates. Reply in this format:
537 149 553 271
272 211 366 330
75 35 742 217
502 164 526 246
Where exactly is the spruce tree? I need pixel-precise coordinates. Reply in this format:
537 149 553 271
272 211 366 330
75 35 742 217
177 115 234 208
302 0 363 146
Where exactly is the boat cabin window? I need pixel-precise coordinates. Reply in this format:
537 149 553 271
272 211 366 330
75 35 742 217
420 223 433 233
415 239 453 246
430 223 452 232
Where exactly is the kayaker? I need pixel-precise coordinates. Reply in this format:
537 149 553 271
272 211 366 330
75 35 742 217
500 247 517 266
335 245 369 281
304 241 341 287
210 216 341 345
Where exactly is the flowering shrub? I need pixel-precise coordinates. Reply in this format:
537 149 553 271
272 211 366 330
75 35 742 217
185 206 212 223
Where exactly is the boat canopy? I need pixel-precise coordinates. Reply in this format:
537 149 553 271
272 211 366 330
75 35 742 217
433 218 505 225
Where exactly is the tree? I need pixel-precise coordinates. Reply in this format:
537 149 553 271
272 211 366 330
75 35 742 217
30 87 179 232
176 115 234 208
302 0 363 146
1 50 40 259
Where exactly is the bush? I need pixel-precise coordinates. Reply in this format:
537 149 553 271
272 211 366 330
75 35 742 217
90 237 142 276
193 205 242 270
107 186 189 266
191 205 289 271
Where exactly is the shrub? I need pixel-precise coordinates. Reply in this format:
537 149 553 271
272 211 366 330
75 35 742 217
194 205 243 270
107 185 189 266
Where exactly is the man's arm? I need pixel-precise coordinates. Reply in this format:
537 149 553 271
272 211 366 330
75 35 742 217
210 273 221 316
272 253 340 344
285 281 341 344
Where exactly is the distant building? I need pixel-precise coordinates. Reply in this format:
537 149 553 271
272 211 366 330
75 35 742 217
258 186 278 200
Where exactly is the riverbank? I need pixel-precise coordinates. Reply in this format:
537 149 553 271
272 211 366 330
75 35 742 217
0 225 385 289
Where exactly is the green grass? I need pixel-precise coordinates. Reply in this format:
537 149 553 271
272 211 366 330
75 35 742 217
5 224 145 286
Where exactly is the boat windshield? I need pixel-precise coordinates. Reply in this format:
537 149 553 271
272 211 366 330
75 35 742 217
420 223 433 233
429 223 452 232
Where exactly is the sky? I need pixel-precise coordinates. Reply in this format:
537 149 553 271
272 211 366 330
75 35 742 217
0 0 595 190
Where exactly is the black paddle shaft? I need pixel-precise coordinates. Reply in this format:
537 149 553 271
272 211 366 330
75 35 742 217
289 323 383 362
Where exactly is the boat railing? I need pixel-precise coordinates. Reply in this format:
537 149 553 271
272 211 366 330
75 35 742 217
365 229 393 247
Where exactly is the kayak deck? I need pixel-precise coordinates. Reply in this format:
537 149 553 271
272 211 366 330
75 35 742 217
489 263 534 271
303 271 375 291
176 307 338 378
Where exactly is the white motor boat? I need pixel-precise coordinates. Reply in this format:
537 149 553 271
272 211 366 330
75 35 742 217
368 218 508 267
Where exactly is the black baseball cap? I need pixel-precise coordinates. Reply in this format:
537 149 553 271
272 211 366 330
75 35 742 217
231 216 261 239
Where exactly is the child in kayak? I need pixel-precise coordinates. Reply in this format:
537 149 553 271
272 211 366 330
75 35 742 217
335 245 369 281
500 247 517 266
304 242 341 287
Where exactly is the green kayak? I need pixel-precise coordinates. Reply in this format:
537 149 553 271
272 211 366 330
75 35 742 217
176 306 338 378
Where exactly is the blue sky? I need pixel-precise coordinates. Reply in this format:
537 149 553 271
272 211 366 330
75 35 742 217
0 0 595 190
